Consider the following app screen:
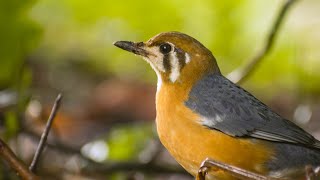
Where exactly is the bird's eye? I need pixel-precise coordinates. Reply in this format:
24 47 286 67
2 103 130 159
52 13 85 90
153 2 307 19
159 43 172 54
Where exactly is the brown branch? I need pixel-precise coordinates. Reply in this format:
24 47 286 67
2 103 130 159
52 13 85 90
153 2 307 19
0 139 39 180
29 93 63 173
227 0 298 84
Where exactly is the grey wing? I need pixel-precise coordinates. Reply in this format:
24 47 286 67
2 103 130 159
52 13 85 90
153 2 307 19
185 74 320 148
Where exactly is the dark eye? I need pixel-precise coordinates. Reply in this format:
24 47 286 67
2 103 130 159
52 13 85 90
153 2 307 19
159 43 172 54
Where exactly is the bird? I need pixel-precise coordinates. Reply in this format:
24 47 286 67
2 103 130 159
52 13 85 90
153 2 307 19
114 32 320 180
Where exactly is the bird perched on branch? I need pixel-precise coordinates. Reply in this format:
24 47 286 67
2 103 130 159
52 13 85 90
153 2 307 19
114 32 320 180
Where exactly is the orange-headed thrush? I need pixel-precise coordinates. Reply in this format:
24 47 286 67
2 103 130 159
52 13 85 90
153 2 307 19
114 32 320 180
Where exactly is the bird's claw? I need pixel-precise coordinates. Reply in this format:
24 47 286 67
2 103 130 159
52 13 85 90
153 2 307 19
197 165 209 180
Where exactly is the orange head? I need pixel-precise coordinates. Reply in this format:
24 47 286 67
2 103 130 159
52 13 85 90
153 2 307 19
114 32 221 88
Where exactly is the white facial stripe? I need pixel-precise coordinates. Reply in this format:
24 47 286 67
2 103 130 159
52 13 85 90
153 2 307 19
169 51 180 82
143 46 166 73
141 42 187 84
143 57 163 93
185 52 191 64
153 64 163 93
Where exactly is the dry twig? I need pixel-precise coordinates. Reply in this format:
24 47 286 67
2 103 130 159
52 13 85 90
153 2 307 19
227 0 298 84
0 139 38 180
29 93 63 173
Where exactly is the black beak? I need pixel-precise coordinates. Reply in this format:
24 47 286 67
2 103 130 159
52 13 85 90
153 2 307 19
113 41 149 57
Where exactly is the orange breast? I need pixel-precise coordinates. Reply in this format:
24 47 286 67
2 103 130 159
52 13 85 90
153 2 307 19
155 83 274 179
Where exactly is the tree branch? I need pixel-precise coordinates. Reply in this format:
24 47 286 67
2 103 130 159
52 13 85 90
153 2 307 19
227 0 298 84
0 139 39 180
29 93 63 173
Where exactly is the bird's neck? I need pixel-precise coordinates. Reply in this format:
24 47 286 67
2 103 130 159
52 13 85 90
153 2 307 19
155 74 195 105
156 72 220 110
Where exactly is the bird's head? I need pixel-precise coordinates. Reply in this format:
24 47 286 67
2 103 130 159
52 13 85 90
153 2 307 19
114 32 220 89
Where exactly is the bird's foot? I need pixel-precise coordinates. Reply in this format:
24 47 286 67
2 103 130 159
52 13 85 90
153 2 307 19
196 158 273 180
196 159 210 180
305 165 320 180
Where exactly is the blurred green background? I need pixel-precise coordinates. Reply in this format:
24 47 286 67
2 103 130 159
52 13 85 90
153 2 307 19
1 0 320 179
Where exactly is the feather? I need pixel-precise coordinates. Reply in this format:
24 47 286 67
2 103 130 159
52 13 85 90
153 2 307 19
185 74 320 149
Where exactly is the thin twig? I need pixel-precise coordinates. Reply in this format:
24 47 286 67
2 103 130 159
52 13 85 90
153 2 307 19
29 93 63 173
227 0 298 84
0 139 39 180
199 158 281 180
23 129 81 155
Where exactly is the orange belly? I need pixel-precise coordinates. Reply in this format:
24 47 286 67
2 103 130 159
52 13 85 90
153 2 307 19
156 85 274 179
